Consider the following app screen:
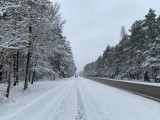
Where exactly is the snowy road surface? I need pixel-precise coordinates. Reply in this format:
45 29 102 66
87 77 160 102
0 77 160 120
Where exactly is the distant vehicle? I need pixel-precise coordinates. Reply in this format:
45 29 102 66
155 75 160 83
75 75 78 77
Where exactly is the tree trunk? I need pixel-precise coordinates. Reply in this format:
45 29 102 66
31 70 35 84
0 64 2 82
29 71 31 82
13 50 19 86
24 20 32 90
6 50 13 98
24 51 31 90
16 50 19 83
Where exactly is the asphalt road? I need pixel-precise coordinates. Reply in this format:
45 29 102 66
86 77 160 102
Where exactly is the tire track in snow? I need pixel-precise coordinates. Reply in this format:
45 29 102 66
75 86 86 120
51 88 71 120
54 98 67 120
78 78 109 120
46 78 77 120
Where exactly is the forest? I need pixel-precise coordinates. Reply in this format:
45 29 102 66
0 0 76 98
84 9 160 82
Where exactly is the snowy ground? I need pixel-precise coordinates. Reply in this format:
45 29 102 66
99 77 160 87
0 77 160 120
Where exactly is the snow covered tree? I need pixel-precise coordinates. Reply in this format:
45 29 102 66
84 8 160 82
0 0 76 98
144 8 158 41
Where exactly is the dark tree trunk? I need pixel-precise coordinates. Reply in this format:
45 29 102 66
16 50 19 83
0 64 2 82
24 21 32 90
31 70 35 84
6 50 13 98
29 71 31 82
24 51 31 90
13 50 19 86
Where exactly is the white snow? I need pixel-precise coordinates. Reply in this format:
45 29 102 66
0 8 5 17
0 77 160 120
100 77 160 87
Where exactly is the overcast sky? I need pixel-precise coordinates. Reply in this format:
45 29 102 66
52 0 160 73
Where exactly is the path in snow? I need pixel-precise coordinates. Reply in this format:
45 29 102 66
76 84 86 120
0 77 160 120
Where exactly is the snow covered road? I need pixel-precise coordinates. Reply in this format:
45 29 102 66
0 77 160 120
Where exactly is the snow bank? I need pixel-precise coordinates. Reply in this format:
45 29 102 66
100 77 160 87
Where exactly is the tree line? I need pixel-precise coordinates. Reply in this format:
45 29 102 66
0 0 76 98
84 9 160 82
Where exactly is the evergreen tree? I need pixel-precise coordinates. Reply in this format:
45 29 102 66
0 0 76 98
84 8 160 81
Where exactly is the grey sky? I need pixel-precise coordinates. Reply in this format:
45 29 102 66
52 0 160 72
